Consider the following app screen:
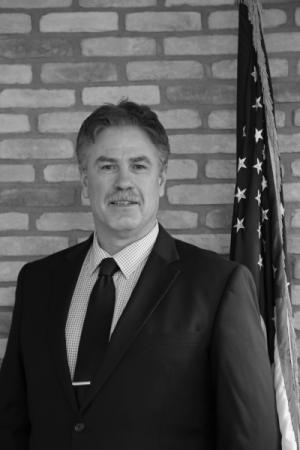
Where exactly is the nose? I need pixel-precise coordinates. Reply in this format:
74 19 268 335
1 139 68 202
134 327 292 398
115 166 133 190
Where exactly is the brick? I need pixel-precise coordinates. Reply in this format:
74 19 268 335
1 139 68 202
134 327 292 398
291 285 300 306
0 213 29 230
127 61 203 81
0 188 75 207
269 59 289 78
0 139 73 159
279 134 300 153
0 339 7 359
158 210 197 229
164 35 237 56
284 183 300 202
275 110 285 128
41 62 117 84
0 38 74 59
0 89 75 108
166 84 236 105
36 212 93 231
80 0 156 5
206 207 232 229
287 236 300 254
82 86 160 106
156 109 201 129
291 160 300 177
167 183 234 205
0 288 15 308
296 8 300 26
294 311 300 331
166 0 234 5
0 14 31 34
266 33 300 53
0 0 71 6
81 37 156 57
273 83 300 103
0 165 34 182
212 60 237 79
0 262 25 282
0 312 12 335
40 12 118 33
126 12 201 32
294 110 300 126
0 114 30 133
38 112 90 133
205 159 235 179
0 65 32 84
208 110 236 129
167 159 197 179
174 233 230 254
263 9 287 28
291 210 300 228
169 134 235 154
0 237 68 256
44 164 79 182
294 259 300 279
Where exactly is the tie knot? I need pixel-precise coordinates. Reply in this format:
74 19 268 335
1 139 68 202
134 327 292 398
98 258 119 277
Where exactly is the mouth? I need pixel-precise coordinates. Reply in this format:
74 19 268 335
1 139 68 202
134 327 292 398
109 200 139 206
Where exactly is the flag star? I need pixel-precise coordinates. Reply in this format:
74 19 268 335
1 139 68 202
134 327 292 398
238 157 247 172
242 125 247 137
233 217 245 233
255 190 261 205
251 66 257 83
280 203 285 217
257 223 262 239
253 158 263 174
235 187 247 203
255 128 263 143
258 254 263 269
261 175 267 191
252 96 263 110
262 208 269 222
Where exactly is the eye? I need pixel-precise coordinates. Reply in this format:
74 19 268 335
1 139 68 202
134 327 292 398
100 164 116 172
132 163 147 171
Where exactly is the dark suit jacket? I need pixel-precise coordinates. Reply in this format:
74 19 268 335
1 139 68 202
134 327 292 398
0 225 279 450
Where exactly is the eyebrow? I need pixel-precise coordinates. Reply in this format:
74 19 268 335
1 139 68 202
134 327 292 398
94 155 152 164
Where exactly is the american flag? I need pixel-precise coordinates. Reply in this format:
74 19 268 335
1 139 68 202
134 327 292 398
230 1 300 448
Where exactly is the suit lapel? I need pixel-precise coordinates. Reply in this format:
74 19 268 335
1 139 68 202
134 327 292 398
46 236 93 412
81 226 181 412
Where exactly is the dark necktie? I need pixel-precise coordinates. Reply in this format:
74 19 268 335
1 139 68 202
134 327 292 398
73 257 119 406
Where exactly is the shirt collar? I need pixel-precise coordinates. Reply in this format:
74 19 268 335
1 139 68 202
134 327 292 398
89 222 159 279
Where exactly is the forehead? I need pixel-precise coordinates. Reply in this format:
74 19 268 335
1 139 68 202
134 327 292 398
90 125 160 160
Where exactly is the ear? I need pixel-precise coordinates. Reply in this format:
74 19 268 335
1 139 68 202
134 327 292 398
159 169 167 197
80 169 89 199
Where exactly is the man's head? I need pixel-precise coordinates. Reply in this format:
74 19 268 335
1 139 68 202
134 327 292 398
76 100 170 252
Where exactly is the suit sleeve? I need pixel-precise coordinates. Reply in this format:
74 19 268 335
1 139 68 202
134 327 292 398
0 265 30 449
210 264 280 450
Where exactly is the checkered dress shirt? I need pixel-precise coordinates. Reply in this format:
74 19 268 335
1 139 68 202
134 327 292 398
65 223 159 379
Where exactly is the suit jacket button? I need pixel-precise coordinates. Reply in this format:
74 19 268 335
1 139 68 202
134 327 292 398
74 422 85 432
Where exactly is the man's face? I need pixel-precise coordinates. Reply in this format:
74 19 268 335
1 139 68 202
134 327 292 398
81 125 167 244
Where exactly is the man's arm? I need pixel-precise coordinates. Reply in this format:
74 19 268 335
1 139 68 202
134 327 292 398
210 264 280 450
0 266 30 449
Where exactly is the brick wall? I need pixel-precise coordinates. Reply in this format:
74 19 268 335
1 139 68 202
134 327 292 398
0 0 299 364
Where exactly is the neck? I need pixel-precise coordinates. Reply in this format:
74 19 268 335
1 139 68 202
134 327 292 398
95 224 157 255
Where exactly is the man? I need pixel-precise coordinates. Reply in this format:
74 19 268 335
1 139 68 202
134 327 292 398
0 100 279 449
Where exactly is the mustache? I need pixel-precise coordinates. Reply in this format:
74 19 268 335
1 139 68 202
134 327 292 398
107 191 141 203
